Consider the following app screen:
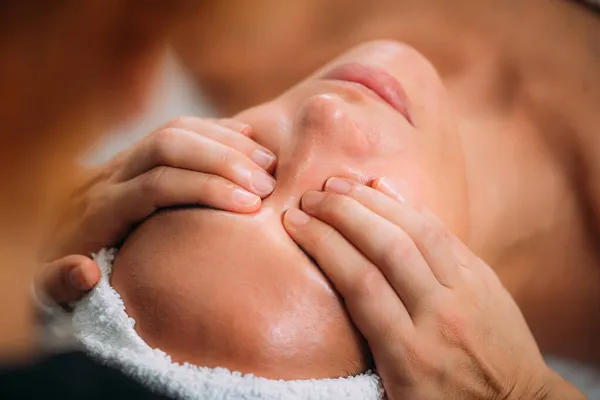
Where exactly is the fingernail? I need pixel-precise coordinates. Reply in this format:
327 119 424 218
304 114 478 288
285 208 311 227
325 177 352 194
302 191 325 211
250 148 276 170
239 125 252 136
69 266 92 291
232 188 260 207
251 170 276 195
374 178 405 202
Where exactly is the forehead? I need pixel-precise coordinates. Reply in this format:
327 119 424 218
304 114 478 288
110 207 370 380
74 251 382 399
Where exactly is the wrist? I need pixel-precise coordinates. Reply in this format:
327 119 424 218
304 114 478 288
42 167 100 260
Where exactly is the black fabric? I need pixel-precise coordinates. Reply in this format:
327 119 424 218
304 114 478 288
0 350 172 399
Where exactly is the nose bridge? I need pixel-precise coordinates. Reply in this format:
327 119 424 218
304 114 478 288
296 93 374 157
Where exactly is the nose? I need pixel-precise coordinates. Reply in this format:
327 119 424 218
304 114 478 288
264 93 377 210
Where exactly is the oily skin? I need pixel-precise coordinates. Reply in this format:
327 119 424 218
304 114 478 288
111 41 469 379
173 0 600 362
113 208 369 379
173 1 600 363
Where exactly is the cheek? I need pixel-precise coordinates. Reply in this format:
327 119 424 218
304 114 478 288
234 102 293 155
375 156 430 205
375 151 468 240
351 107 415 156
359 111 468 238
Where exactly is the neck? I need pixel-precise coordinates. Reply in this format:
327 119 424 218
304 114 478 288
424 0 600 262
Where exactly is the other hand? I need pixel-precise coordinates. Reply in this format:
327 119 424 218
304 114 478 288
49 117 276 258
283 177 584 400
42 117 276 304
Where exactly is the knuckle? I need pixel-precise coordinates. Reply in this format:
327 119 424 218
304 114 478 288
404 341 438 377
167 115 199 129
411 201 427 214
215 145 237 168
202 173 227 190
346 267 381 299
435 305 469 346
382 234 416 267
140 166 169 198
149 128 180 164
420 218 451 248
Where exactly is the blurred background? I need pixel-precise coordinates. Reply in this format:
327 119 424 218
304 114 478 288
85 1 600 395
88 0 487 163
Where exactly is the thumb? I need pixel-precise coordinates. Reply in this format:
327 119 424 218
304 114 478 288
36 255 101 305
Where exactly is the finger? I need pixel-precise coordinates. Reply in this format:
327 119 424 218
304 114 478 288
419 205 479 270
118 129 276 197
324 177 462 288
169 117 275 172
36 255 101 304
116 167 261 223
300 190 438 313
210 118 253 137
374 178 465 286
283 208 414 351
119 123 276 181
163 117 274 171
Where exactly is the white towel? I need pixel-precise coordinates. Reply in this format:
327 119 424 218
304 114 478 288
72 248 384 400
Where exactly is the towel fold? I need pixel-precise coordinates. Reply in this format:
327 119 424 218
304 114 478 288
72 248 384 400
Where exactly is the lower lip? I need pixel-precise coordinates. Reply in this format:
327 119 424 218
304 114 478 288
322 63 413 125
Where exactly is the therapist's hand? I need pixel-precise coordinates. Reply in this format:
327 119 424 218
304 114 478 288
283 177 585 400
50 117 276 258
35 255 101 306
41 117 276 303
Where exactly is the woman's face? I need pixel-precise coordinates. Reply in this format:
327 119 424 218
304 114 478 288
112 40 470 380
236 40 469 237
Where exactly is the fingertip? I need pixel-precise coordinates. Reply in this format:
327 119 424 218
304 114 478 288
300 191 326 212
283 208 311 231
84 261 101 287
232 188 261 211
69 262 99 291
250 148 277 171
324 177 353 195
372 177 405 202
239 125 253 136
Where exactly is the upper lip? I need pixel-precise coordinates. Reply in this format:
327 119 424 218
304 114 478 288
321 62 413 125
